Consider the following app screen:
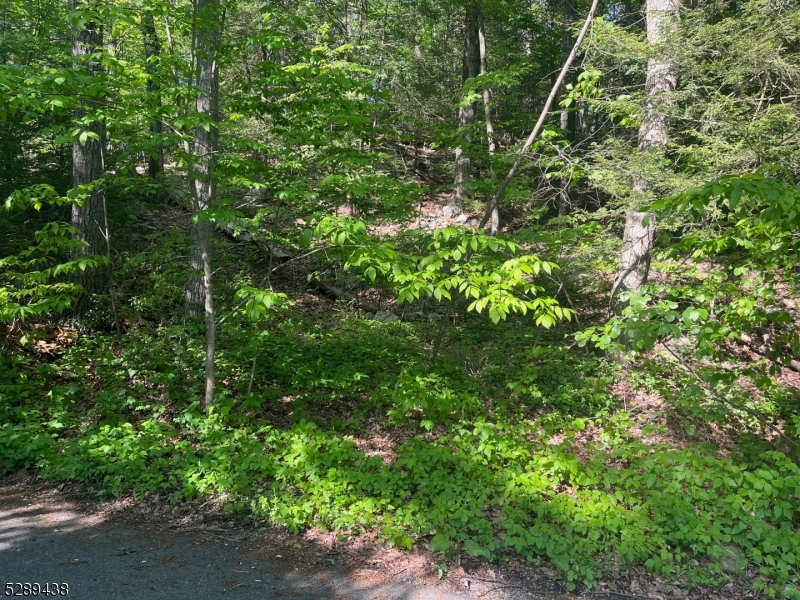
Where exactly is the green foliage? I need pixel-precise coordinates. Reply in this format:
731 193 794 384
387 368 479 429
232 287 291 322
579 173 800 361
507 345 616 415
1 185 109 322
1 316 798 595
308 217 573 327
3 0 800 597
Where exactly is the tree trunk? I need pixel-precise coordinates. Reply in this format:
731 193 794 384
141 9 164 180
637 0 679 155
611 0 678 314
185 0 221 411
559 0 576 140
610 210 656 313
71 2 109 317
448 1 481 218
477 12 498 233
558 0 576 218
523 0 533 57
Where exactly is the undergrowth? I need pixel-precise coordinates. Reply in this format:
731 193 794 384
2 315 799 598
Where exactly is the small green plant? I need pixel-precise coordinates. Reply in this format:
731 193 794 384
1 185 108 322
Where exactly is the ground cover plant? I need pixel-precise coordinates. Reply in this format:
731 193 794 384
2 0 800 597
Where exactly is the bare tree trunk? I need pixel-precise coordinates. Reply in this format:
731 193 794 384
448 1 481 218
70 2 109 317
558 0 576 218
610 210 656 312
478 11 499 233
611 0 679 314
141 9 164 180
185 0 221 411
522 0 533 57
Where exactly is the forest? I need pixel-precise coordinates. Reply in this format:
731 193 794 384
1 0 799 596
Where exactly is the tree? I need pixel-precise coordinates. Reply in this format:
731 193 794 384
447 0 481 218
477 7 498 232
610 0 679 315
558 0 576 218
141 5 164 180
185 0 223 410
70 0 110 316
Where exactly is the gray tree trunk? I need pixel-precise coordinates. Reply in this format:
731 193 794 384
558 0 576 218
637 0 679 155
184 0 221 411
611 0 678 314
141 9 164 180
522 0 533 57
478 12 499 233
448 1 481 218
71 2 109 317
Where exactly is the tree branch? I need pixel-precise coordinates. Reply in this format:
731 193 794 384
479 0 600 231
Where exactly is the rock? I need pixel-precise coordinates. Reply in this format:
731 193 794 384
243 188 266 203
166 187 189 205
441 204 462 219
224 222 254 242
268 244 292 259
371 311 400 323
718 544 745 574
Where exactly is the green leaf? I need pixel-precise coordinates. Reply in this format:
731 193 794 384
429 533 453 553
464 540 491 558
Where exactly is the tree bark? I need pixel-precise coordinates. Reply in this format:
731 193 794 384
522 0 533 57
637 0 679 155
184 0 221 411
478 11 499 233
70 1 109 317
448 1 481 218
558 0 576 218
141 8 164 180
611 0 679 314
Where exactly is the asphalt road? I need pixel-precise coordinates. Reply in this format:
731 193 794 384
0 480 510 600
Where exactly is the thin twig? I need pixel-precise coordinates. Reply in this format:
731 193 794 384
479 585 521 597
428 0 600 349
247 353 257 396
429 301 453 362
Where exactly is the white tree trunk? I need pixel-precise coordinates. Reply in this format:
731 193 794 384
558 0 575 218
612 0 679 313
478 14 499 233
